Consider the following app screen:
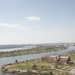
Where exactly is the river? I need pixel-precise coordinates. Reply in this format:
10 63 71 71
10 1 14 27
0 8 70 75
0 45 36 52
0 46 75 75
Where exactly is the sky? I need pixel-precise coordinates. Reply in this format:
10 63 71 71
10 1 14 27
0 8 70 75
0 0 75 44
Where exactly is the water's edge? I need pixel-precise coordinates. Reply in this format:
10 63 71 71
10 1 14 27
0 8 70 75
0 46 75 75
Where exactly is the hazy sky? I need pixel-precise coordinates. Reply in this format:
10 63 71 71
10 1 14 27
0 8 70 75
0 0 75 44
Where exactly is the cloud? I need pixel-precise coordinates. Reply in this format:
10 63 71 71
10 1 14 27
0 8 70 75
0 23 18 28
26 16 40 21
0 23 25 30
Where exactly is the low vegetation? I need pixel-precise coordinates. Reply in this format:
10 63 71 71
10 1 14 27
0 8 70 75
0 45 67 58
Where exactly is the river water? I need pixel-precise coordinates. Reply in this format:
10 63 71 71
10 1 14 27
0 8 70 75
0 45 36 52
0 46 75 75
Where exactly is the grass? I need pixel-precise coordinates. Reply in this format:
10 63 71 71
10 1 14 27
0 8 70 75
67 53 75 60
5 53 75 75
7 58 73 75
8 59 50 70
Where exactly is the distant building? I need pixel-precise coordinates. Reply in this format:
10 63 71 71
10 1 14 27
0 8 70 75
47 55 59 63
42 55 71 64
59 56 71 64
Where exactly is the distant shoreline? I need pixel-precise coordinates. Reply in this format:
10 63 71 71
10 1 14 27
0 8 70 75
0 45 67 58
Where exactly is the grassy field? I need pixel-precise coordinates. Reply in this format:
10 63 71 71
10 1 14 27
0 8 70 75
7 58 73 75
9 59 51 70
6 52 75 75
7 59 60 75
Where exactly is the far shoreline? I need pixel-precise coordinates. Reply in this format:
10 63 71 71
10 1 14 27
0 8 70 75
0 45 67 58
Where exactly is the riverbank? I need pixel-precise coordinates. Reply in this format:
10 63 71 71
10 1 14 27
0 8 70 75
1 47 75 75
0 46 74 75
0 45 67 58
1 57 73 75
1 58 60 75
